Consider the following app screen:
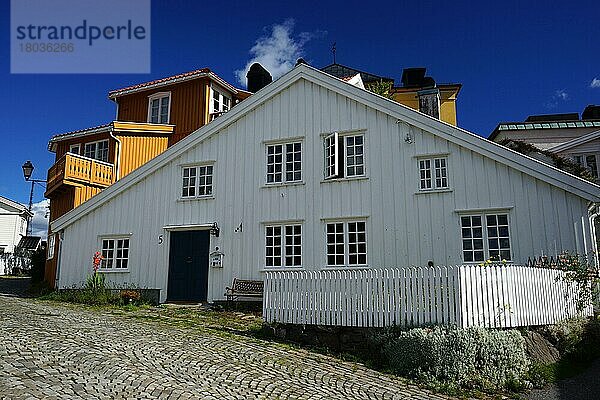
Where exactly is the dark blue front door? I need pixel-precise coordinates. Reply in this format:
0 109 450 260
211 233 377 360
167 230 210 302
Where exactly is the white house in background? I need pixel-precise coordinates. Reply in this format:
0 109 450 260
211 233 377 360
0 196 31 275
0 195 30 255
489 106 600 181
50 65 600 303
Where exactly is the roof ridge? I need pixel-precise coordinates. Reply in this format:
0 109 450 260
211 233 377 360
108 68 212 97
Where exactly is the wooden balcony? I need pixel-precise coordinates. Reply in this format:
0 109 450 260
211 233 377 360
45 153 115 197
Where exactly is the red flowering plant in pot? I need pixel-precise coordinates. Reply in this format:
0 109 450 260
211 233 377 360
86 251 106 291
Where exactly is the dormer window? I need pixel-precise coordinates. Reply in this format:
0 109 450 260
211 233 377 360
147 92 171 124
210 85 231 120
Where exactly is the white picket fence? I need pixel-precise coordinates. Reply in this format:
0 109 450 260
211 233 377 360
263 265 594 328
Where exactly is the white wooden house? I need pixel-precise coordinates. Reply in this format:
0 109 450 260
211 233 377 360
0 196 30 254
0 196 31 274
50 65 600 303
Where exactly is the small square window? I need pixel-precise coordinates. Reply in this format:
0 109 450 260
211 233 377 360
266 142 302 184
181 165 214 199
418 156 448 190
460 213 511 262
324 133 365 180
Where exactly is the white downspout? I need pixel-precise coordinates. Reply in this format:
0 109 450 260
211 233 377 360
109 127 122 181
589 203 600 270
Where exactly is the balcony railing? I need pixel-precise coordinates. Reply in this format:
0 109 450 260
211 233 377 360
46 153 115 196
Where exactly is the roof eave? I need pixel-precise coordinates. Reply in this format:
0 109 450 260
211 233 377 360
108 71 239 99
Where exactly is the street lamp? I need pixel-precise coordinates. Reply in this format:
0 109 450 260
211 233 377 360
21 160 46 236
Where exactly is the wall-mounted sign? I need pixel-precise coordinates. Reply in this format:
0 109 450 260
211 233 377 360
210 250 224 268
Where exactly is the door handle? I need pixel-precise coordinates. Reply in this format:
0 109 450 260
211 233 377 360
185 256 193 263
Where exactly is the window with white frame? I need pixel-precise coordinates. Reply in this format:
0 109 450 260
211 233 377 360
573 153 599 179
266 142 302 184
84 140 109 162
181 165 214 198
101 237 129 270
210 86 231 119
418 156 448 190
148 92 170 124
324 132 365 179
69 144 80 155
326 221 367 267
47 234 55 260
461 213 511 262
265 224 302 267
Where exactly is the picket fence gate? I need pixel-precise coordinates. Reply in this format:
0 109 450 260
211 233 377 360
262 265 593 328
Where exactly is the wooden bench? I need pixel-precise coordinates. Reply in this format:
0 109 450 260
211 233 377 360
225 278 264 305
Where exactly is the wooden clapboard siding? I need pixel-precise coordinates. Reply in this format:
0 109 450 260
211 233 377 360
116 79 208 146
55 132 117 162
116 135 169 177
54 75 597 304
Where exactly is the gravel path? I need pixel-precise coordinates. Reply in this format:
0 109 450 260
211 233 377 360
0 295 449 399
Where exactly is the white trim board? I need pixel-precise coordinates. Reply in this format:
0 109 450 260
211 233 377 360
547 129 600 153
52 65 600 232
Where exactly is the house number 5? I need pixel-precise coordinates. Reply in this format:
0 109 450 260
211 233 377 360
158 235 164 245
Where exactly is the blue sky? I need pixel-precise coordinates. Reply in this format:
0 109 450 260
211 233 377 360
1 0 598 223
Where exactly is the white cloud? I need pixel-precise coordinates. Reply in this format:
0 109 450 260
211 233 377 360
591 78 600 88
545 89 570 109
235 19 324 87
555 89 569 100
27 199 49 239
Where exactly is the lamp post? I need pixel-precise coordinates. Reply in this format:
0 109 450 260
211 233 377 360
21 160 46 236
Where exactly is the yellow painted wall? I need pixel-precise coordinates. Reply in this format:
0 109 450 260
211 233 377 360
116 135 169 177
392 87 459 126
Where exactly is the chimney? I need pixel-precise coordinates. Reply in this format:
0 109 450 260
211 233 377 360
418 88 441 119
246 63 272 93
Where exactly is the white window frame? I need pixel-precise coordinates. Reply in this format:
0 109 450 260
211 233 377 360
147 92 171 124
325 220 367 267
573 153 599 179
265 223 302 268
266 141 302 184
47 234 55 260
324 131 365 180
418 156 449 191
209 84 232 120
83 140 109 162
460 212 512 263
181 164 214 199
69 143 81 155
99 236 130 271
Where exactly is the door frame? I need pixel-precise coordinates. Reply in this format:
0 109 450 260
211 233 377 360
164 223 214 302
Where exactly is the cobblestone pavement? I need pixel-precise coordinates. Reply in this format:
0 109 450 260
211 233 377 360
0 277 31 298
0 296 448 400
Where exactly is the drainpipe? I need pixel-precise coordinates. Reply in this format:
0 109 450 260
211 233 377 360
109 127 122 181
54 230 63 289
589 203 600 271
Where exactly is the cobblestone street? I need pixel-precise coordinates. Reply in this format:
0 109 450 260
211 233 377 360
0 295 447 399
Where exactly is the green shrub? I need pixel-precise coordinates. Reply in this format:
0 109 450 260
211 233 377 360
541 316 600 360
372 326 530 391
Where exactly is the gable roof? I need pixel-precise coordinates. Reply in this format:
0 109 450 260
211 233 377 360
107 68 241 99
52 64 600 231
547 129 600 153
0 195 31 216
